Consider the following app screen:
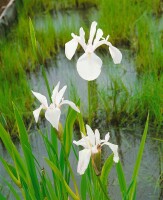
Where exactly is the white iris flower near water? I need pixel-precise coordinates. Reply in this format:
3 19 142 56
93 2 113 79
73 124 119 175
32 82 80 130
65 21 122 81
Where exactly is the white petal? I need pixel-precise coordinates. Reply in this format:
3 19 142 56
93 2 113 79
45 107 61 130
55 85 67 106
33 105 42 123
104 142 119 163
60 100 80 113
93 28 103 48
79 27 86 50
76 53 102 81
105 133 110 142
73 136 90 149
51 82 60 103
95 129 101 145
32 91 48 108
86 125 95 146
91 146 98 154
88 21 97 45
65 38 78 60
108 44 122 64
77 149 91 175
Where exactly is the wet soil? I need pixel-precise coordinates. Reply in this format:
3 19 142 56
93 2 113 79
0 0 10 15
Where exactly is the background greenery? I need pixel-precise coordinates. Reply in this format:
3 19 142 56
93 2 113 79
0 0 162 137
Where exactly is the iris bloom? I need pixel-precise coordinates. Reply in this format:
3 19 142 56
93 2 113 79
65 21 122 81
32 82 80 130
73 125 119 175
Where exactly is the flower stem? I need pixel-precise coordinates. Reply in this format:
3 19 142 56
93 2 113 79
87 80 98 126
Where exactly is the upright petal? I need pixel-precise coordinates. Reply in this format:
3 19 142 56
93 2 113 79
77 149 91 175
86 125 95 146
76 53 102 81
65 38 78 60
105 133 110 142
33 105 43 123
79 27 86 50
108 43 122 64
88 21 97 45
55 86 67 106
103 142 119 163
93 28 103 49
32 91 48 108
60 100 80 113
51 82 60 103
95 129 101 145
45 106 61 130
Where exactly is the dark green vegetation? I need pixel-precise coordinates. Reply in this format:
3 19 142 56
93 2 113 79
0 0 162 137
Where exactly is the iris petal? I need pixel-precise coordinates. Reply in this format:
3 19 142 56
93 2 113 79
103 142 119 163
95 129 101 145
33 105 43 123
65 38 78 60
86 125 95 146
76 53 102 81
109 44 122 64
60 100 80 113
77 149 91 175
55 86 67 106
45 107 61 130
88 21 97 45
73 136 90 149
32 91 48 108
51 82 60 103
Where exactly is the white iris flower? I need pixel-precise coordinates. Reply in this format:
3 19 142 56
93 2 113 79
73 124 119 175
65 21 122 81
32 82 80 130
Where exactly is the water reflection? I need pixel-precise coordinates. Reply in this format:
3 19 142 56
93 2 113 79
0 126 161 199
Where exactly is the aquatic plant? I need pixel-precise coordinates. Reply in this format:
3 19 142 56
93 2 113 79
65 21 122 81
0 16 151 199
73 124 119 175
32 81 80 130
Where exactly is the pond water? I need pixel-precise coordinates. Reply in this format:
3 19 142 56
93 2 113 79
0 125 162 199
0 7 162 200
0 49 162 199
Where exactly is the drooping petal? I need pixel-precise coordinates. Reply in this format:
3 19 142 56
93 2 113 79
88 21 97 45
95 129 101 145
32 91 48 108
86 125 95 146
77 149 91 175
60 100 80 113
33 105 43 123
108 43 122 64
103 142 119 163
93 28 103 49
45 106 61 130
73 136 90 149
51 82 60 103
55 85 67 106
65 38 78 60
76 53 102 81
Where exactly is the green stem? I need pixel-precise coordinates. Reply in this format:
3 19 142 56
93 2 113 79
88 81 91 125
61 142 80 199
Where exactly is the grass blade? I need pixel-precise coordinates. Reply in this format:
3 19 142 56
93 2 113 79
129 113 149 199
116 161 127 199
13 104 41 199
45 158 80 200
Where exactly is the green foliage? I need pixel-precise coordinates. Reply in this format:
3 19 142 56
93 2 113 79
116 161 127 198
